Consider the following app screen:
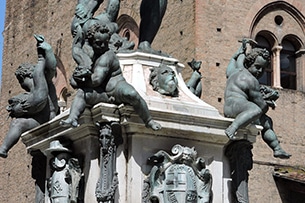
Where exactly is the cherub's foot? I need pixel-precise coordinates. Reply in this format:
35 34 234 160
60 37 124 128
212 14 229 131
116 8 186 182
274 148 291 159
115 40 135 51
146 120 162 131
60 118 79 128
0 147 8 158
138 41 170 57
225 125 238 140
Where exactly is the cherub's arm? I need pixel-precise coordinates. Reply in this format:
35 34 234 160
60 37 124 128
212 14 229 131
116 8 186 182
75 0 101 18
226 49 245 78
226 39 257 78
90 56 111 87
72 26 93 68
105 0 120 22
33 45 48 96
35 35 57 82
21 36 51 113
36 36 59 118
248 78 268 114
72 0 104 71
72 53 114 88
75 0 103 20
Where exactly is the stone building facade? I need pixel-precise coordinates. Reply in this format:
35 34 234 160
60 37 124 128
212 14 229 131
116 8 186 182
0 0 304 202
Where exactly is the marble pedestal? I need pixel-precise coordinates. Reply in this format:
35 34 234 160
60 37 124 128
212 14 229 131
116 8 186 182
21 52 260 203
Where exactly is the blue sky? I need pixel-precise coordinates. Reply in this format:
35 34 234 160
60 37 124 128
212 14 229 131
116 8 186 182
0 0 5 84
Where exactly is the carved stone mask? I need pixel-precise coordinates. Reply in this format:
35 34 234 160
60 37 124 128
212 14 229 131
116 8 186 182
149 64 179 97
99 126 115 152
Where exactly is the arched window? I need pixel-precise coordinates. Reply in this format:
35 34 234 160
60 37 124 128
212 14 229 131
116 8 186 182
58 87 68 113
116 14 139 48
250 2 305 91
280 39 296 89
256 34 272 86
53 56 69 113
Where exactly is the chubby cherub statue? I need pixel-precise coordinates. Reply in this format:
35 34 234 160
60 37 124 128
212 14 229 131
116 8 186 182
0 35 58 158
61 17 161 131
186 59 202 98
224 39 290 159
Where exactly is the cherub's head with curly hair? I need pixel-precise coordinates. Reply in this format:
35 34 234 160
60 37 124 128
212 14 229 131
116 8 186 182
244 48 270 69
83 17 117 52
244 48 270 79
15 63 36 91
15 63 35 81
